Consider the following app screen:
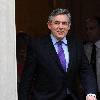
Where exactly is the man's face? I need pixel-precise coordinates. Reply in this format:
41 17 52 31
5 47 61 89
86 19 100 42
47 14 71 40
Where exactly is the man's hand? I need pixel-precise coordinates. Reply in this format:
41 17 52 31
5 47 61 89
86 95 97 100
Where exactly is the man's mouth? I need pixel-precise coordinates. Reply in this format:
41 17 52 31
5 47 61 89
57 31 64 35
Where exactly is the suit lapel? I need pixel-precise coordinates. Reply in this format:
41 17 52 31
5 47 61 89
67 36 76 72
43 35 66 73
42 35 76 73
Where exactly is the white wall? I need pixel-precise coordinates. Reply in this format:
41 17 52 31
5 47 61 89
0 0 17 100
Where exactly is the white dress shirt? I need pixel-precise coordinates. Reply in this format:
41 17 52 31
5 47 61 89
50 34 69 72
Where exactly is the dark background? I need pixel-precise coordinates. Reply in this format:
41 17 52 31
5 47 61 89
16 0 100 39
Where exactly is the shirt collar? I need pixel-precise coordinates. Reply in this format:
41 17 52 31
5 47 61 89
50 34 67 45
95 40 100 48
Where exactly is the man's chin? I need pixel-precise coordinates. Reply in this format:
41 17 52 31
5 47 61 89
56 36 64 40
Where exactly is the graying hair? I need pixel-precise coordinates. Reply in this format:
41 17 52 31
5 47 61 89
48 8 71 24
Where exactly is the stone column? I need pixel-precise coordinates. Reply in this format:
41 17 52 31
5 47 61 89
0 0 17 100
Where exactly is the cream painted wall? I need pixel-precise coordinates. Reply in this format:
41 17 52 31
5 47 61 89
0 0 17 100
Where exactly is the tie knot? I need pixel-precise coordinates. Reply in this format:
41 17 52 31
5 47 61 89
92 43 96 48
92 44 96 52
57 41 63 46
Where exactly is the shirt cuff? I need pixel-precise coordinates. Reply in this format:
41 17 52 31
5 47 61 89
87 93 96 97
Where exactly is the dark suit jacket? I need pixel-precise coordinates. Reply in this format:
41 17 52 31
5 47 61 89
18 34 97 100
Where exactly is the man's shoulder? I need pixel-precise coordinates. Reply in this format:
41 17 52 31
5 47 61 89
31 34 51 45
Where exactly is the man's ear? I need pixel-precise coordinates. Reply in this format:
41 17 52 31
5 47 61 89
68 23 71 30
47 21 52 30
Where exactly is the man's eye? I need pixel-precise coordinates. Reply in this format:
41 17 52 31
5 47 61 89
62 22 68 25
54 21 60 25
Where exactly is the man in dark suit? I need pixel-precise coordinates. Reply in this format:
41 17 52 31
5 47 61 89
18 8 97 100
84 17 100 100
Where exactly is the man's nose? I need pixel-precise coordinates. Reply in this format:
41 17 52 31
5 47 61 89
59 23 63 29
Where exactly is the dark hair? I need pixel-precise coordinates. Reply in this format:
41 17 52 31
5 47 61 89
86 16 100 27
16 32 30 46
95 17 100 27
48 8 71 24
